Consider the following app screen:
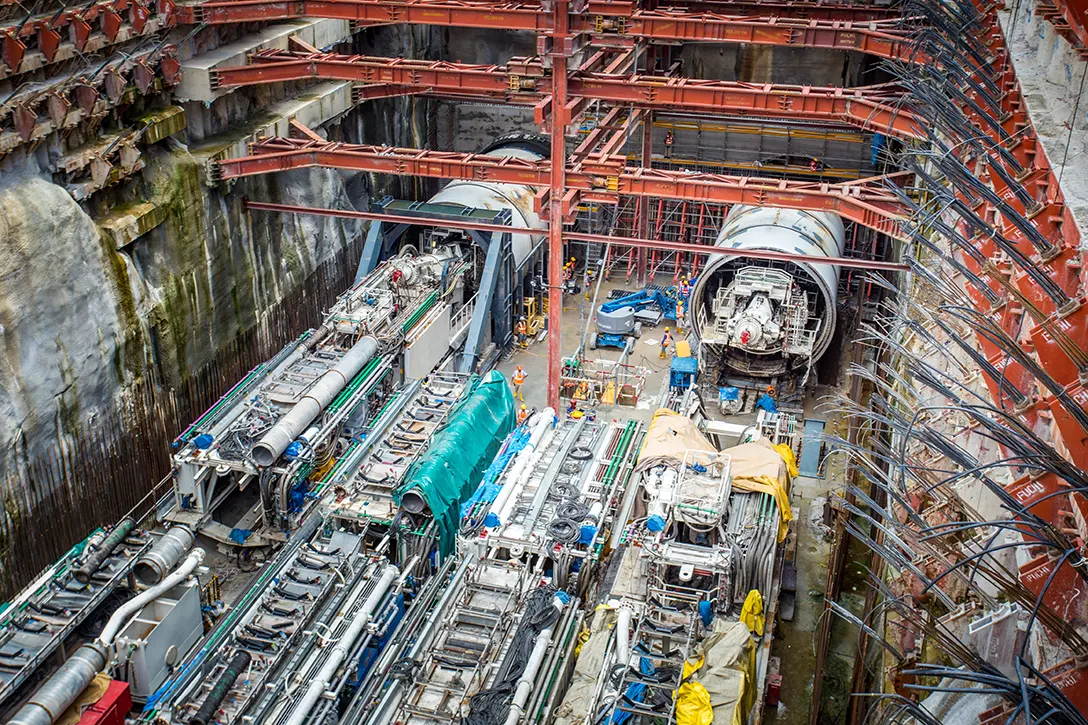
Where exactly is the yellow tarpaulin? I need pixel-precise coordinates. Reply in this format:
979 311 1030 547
682 622 757 725
773 443 799 478
740 590 765 636
676 656 714 725
676 681 715 725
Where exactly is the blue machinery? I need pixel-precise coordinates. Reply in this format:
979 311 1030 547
591 287 677 350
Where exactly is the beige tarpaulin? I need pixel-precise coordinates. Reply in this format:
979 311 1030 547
726 439 793 541
553 608 617 725
635 409 717 472
682 621 758 725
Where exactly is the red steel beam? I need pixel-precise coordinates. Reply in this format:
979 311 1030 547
175 0 552 28
213 51 923 139
241 199 908 271
565 231 909 270
0 0 170 77
585 0 904 22
568 75 925 139
577 11 922 63
212 49 544 92
175 0 922 61
213 137 910 239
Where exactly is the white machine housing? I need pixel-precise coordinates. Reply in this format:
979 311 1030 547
425 142 545 267
691 205 846 378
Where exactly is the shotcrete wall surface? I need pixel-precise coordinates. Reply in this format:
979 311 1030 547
0 145 361 469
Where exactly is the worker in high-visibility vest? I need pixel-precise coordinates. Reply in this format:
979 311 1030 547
563 257 577 291
664 130 675 158
676 298 686 333
660 326 673 359
512 365 527 402
517 404 529 425
516 316 528 348
679 276 691 300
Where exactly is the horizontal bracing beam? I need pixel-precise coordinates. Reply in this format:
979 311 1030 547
211 51 925 139
214 137 910 240
174 0 923 61
243 199 910 270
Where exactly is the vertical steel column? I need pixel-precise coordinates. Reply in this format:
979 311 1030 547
546 0 569 411
636 116 652 285
635 44 653 286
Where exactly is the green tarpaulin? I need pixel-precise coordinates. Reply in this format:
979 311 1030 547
396 370 515 555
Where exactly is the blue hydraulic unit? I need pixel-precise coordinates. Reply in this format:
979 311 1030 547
669 356 698 390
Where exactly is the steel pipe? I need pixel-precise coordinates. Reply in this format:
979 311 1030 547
133 525 194 586
8 645 107 725
100 548 206 646
284 564 399 725
490 409 556 526
252 336 379 466
10 548 205 725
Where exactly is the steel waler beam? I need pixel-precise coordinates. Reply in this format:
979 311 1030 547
213 137 911 240
175 0 923 61
212 51 924 139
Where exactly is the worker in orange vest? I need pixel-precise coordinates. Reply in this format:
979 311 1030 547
660 326 673 359
676 298 685 333
664 130 675 158
517 404 529 425
512 365 527 401
516 315 528 348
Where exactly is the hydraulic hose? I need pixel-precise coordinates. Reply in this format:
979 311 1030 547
190 651 252 725
73 518 135 585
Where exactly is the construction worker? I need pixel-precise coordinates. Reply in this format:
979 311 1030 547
757 385 778 413
583 265 595 301
517 404 529 425
664 130 675 159
809 157 822 173
660 326 673 359
512 365 527 402
516 315 528 348
679 275 691 300
676 298 685 332
561 257 574 293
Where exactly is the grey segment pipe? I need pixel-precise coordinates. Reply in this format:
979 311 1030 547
8 645 107 725
73 518 135 585
251 336 379 467
133 526 194 586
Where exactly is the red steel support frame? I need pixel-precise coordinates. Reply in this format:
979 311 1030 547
211 50 925 139
547 0 569 411
175 0 924 62
241 199 910 271
214 137 911 240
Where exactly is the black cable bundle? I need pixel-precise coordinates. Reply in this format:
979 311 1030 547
463 585 561 725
